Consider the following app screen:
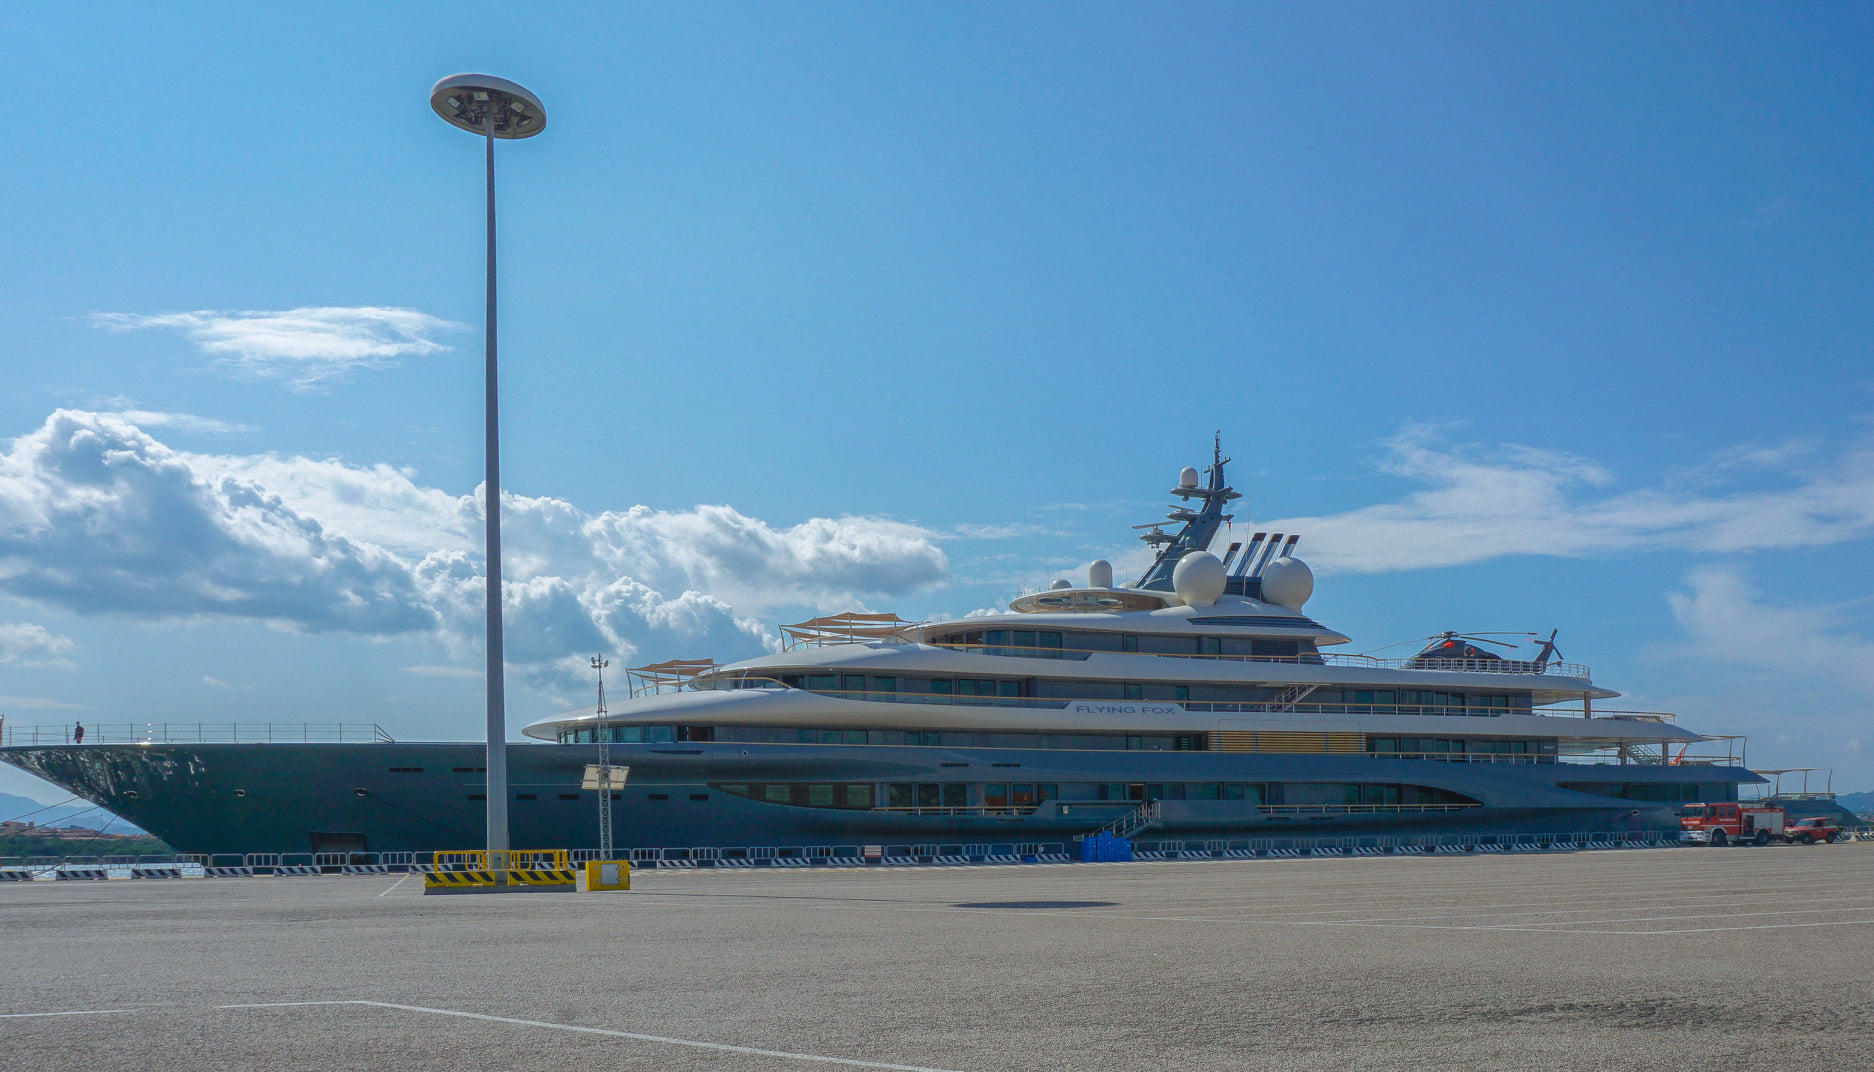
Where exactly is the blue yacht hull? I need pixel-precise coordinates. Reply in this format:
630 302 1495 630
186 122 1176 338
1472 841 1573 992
1 739 1755 855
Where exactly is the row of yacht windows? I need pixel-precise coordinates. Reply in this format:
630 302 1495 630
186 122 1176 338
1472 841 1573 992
1562 781 1703 802
561 723 1203 750
729 673 1529 716
932 629 1315 661
558 723 1553 759
709 781 1480 810
1368 736 1558 757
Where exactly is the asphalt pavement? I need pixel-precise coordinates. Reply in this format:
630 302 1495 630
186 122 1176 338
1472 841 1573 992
2 844 1870 1071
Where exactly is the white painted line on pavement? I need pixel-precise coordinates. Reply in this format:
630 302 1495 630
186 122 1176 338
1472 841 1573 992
377 875 407 897
219 1000 972 1072
0 1009 136 1018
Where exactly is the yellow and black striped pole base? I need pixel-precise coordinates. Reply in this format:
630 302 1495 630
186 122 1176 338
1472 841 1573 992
421 868 576 894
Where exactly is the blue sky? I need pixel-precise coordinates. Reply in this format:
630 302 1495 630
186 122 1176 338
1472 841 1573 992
3 3 1872 806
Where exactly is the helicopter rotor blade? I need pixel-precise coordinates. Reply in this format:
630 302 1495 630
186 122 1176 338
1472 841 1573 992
1420 632 1526 650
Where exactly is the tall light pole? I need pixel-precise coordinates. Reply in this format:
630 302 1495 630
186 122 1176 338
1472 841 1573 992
429 74 546 880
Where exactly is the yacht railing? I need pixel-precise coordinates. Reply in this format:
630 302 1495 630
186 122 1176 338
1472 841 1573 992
0 723 395 746
920 641 1591 679
689 678 1657 722
1258 802 1478 815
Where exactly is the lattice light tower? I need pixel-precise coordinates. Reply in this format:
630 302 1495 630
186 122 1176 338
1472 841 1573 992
591 654 613 860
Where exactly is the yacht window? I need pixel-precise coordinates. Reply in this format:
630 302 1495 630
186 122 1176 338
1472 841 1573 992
886 784 914 808
764 785 790 804
1013 631 1036 647
1012 784 1036 807
1124 683 1143 701
916 784 941 808
806 674 836 692
1250 639 1299 658
1039 632 1062 649
1122 634 1139 653
842 675 864 694
1038 784 1058 802
929 679 952 696
1175 686 1190 703
871 676 896 695
1189 783 1220 800
808 784 836 807
1200 637 1223 655
943 783 967 807
1361 784 1401 806
984 783 1009 808
1285 783 1362 806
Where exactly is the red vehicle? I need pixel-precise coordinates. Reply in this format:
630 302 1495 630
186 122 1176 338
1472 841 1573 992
1679 802 1784 845
1784 816 1843 844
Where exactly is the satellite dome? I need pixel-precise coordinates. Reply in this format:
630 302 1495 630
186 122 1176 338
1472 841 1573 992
1087 559 1113 588
1179 466 1200 488
1171 551 1227 607
1260 556 1314 608
1050 578 1073 590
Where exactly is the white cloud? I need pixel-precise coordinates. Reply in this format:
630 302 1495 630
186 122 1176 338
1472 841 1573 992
0 411 433 634
93 307 461 390
1260 425 1874 573
0 623 75 669
0 695 89 710
401 665 482 679
0 410 947 685
947 522 1053 540
1666 565 1874 698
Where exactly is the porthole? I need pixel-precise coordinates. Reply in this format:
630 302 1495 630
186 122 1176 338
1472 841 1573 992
233 789 247 798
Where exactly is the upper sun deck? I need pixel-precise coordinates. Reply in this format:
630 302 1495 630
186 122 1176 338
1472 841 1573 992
741 603 1599 697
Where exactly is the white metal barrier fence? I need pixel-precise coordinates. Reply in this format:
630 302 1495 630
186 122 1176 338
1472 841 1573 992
5 826 1866 880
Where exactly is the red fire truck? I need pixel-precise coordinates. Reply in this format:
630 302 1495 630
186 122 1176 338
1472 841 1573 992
1679 802 1784 845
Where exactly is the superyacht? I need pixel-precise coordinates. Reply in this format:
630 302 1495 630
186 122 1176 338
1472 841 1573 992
1 444 1757 854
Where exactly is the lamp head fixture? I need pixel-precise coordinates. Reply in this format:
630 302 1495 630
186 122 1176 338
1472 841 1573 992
430 74 546 139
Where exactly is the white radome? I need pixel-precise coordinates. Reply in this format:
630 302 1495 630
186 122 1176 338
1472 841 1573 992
1179 466 1200 488
1050 578 1073 590
1171 551 1227 607
1087 559 1114 588
1260 556 1314 608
